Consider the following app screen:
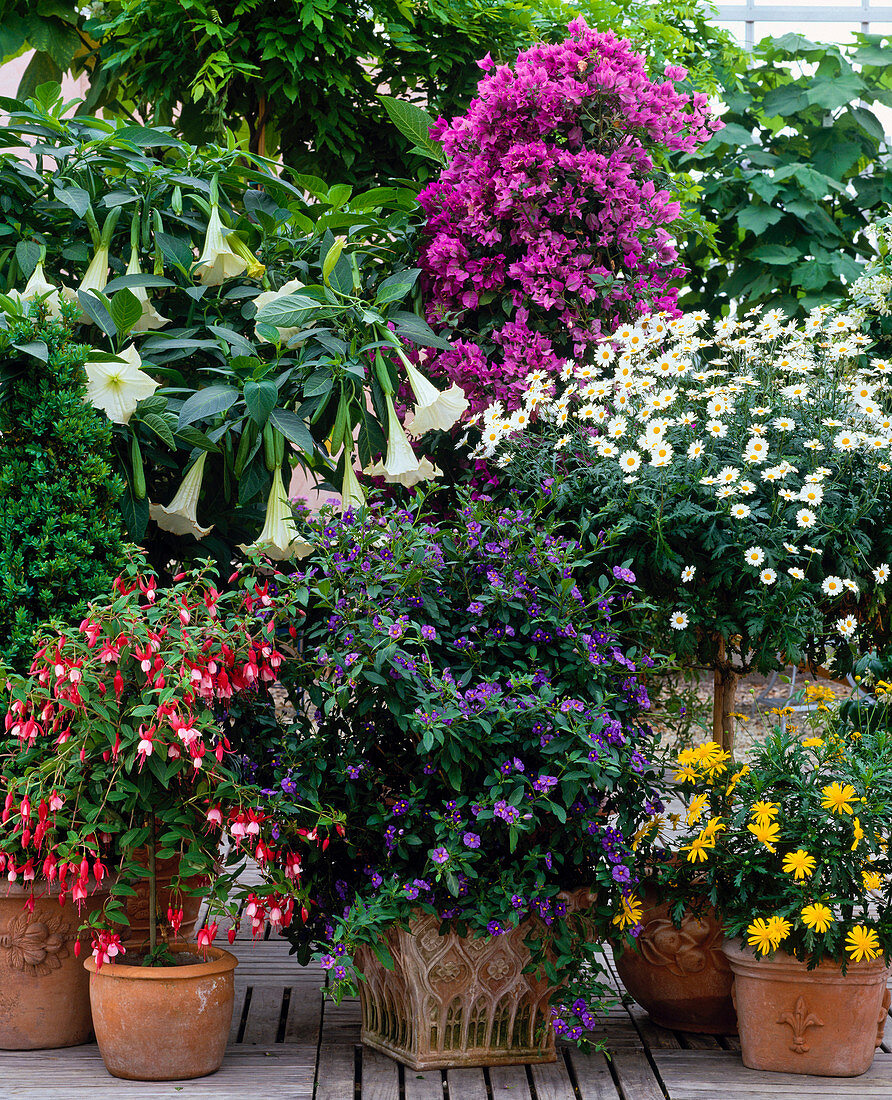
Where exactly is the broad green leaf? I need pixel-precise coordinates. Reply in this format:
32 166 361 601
14 239 40 278
390 309 450 350
54 184 91 218
321 237 346 285
12 340 48 362
749 244 802 265
378 95 445 164
736 205 782 235
104 273 176 294
174 425 220 453
708 122 756 148
77 290 116 340
109 287 142 336
327 184 352 208
806 73 866 111
269 407 315 454
177 385 239 428
121 490 149 540
256 292 320 329
849 105 886 143
244 379 278 426
140 411 176 448
761 84 809 118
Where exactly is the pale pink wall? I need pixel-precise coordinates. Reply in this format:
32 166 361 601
0 53 90 100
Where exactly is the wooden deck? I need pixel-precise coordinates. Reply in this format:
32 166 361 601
6 930 892 1099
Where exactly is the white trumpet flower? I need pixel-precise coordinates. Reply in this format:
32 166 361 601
402 357 468 436
149 451 213 539
77 244 110 322
382 395 421 479
194 205 246 286
238 468 314 560
6 261 67 319
367 455 442 487
83 344 159 425
126 247 170 332
253 278 305 345
340 447 366 513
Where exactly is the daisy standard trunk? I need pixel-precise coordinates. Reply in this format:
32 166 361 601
357 911 566 1070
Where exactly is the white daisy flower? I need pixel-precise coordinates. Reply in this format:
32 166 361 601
730 503 751 519
796 509 817 529
788 567 805 580
745 546 765 566
760 568 777 585
836 615 858 638
619 450 642 472
681 565 696 582
670 611 689 630
873 564 890 583
687 440 705 459
822 576 844 596
706 420 727 438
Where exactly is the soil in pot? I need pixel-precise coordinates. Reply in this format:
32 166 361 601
613 888 736 1034
85 942 238 1080
723 938 891 1076
0 877 109 1050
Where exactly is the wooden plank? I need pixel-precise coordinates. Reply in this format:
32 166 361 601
315 1000 360 1100
565 1049 620 1100
677 1031 722 1050
530 1057 576 1098
625 1005 682 1050
404 1068 445 1099
241 984 285 1045
611 1051 665 1100
362 1047 400 1099
0 1045 315 1096
284 976 324 1044
489 1064 532 1097
229 985 249 1043
446 1067 488 1100
652 1050 892 1096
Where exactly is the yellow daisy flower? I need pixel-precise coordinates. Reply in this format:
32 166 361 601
821 782 858 815
863 869 883 892
746 917 775 955
747 819 781 852
612 895 644 930
801 903 834 933
749 800 779 828
781 849 816 880
682 834 712 863
851 817 865 851
766 915 792 945
845 924 882 962
674 765 700 784
686 793 709 826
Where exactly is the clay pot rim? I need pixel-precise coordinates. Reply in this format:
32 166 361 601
84 942 238 981
722 937 891 981
0 875 113 899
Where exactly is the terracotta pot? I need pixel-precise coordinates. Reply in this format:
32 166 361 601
723 938 891 1076
613 888 736 1034
356 889 595 1070
0 877 109 1049
121 851 206 948
85 942 237 1080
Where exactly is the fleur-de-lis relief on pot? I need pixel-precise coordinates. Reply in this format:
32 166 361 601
777 995 824 1054
0 913 70 977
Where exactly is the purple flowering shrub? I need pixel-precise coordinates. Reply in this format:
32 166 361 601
266 492 665 1043
417 20 722 413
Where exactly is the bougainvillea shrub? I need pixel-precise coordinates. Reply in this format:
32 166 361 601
417 20 722 414
263 493 666 1042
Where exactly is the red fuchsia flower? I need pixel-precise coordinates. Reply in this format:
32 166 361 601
137 573 157 604
92 931 125 969
170 713 199 748
98 638 121 663
197 922 218 954
48 790 64 812
136 724 155 764
206 806 223 828
79 619 103 647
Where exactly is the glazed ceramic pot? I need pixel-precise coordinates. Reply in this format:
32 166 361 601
723 938 891 1076
356 889 595 1070
0 878 109 1050
85 942 238 1080
613 888 736 1034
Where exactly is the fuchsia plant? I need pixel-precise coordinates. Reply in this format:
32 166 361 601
418 21 722 413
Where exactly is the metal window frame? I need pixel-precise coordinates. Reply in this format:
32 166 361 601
715 2 892 48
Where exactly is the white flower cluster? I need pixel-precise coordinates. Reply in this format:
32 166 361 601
471 303 892 641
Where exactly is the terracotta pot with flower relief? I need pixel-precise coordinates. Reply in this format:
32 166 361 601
0 877 109 1049
723 938 891 1076
612 886 736 1034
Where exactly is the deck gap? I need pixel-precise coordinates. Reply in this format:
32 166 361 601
236 986 253 1044
482 1065 495 1100
309 977 328 1100
276 986 292 1043
603 1049 625 1099
525 1062 538 1099
355 1042 363 1099
560 1046 583 1099
398 1059 406 1100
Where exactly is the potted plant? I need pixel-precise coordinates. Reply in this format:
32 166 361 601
0 557 332 1079
670 709 892 1076
480 300 892 753
259 491 666 1068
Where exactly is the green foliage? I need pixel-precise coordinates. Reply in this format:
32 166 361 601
0 1 84 100
0 303 125 668
680 33 892 317
260 492 662 1032
0 85 432 574
73 0 740 183
671 721 892 966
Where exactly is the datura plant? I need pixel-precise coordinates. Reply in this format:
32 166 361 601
0 83 465 576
